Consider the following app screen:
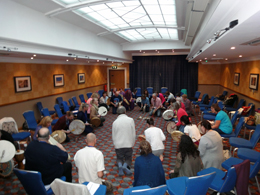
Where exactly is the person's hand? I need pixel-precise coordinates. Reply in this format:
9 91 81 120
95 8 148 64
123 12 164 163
85 122 90 126
168 115 173 118
171 125 176 129
97 115 101 118
169 170 174 173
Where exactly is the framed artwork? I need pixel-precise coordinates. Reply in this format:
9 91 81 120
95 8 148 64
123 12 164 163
14 76 32 93
249 74 259 90
53 74 64 87
78 73 85 84
234 72 240 85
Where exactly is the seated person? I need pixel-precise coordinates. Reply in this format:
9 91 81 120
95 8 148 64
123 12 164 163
133 140 166 188
198 120 224 169
182 94 194 116
99 91 109 110
132 89 137 102
159 93 166 107
90 98 105 127
169 102 188 133
169 135 203 178
77 103 94 134
149 93 162 117
165 91 175 106
25 127 72 185
180 115 201 146
211 103 232 134
140 94 150 112
122 90 134 111
52 111 74 142
176 97 186 110
110 92 123 114
119 88 125 96
0 129 18 149
86 92 99 118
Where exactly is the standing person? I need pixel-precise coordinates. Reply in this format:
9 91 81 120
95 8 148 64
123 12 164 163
150 93 162 117
211 103 232 134
52 111 74 142
133 141 166 188
144 118 165 161
112 106 136 176
182 94 194 116
140 94 150 112
169 135 203 178
180 115 201 146
25 127 72 185
110 91 123 114
77 103 94 134
122 90 135 111
90 98 105 127
74 133 113 192
198 120 224 169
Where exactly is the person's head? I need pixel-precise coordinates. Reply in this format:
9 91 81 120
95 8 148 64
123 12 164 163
141 94 146 100
39 116 52 127
117 106 126 115
169 98 176 105
115 91 119 97
102 91 107 97
172 102 180 111
182 94 187 100
146 118 154 127
180 115 191 126
211 103 221 113
144 89 148 95
92 92 99 99
91 98 99 106
176 97 181 103
200 120 212 134
79 103 88 112
139 140 152 156
133 89 137 94
176 92 180 97
85 133 96 146
113 88 116 92
178 135 200 163
120 88 123 92
37 127 50 141
152 93 157 100
65 111 74 120
165 91 170 96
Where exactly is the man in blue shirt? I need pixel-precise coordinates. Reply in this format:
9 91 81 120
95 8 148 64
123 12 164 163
110 91 123 114
140 94 150 112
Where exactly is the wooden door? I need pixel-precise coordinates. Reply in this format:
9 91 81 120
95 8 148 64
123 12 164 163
109 70 125 91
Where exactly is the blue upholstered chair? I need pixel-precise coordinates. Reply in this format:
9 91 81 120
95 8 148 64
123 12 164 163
36 102 55 116
189 91 201 101
41 108 58 125
220 117 245 139
54 104 64 118
72 96 80 109
231 110 241 126
167 173 216 195
161 87 168 95
13 168 66 195
129 185 167 195
56 97 64 109
180 89 187 96
125 88 130 92
98 89 104 98
86 92 92 99
147 87 153 98
135 87 141 97
62 101 78 115
226 99 245 112
192 93 208 108
79 94 85 103
123 185 150 195
23 110 38 131
197 167 237 194
229 124 260 156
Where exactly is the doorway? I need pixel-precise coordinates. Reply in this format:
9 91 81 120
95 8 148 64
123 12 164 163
109 69 125 91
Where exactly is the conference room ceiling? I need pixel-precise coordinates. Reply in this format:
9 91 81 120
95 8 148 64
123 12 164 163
2 0 260 65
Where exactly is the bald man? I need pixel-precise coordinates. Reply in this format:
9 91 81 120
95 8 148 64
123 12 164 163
25 127 72 185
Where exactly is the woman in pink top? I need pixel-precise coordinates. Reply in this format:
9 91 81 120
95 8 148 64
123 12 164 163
171 102 188 133
159 93 166 106
86 92 99 117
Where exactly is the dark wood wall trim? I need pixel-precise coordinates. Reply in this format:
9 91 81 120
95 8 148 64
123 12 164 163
0 83 106 107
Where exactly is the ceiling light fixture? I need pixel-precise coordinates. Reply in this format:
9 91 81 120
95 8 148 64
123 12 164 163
225 58 228 60
66 59 69 61
157 51 160 53
31 57 33 59
143 52 145 53
213 54 216 56
231 47 235 50
205 58 207 60
140 50 142 52
33 54 36 57
172 50 174 52
97 60 99 62
239 55 242 57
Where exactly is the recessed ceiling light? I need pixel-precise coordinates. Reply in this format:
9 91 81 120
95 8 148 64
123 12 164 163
112 61 114 63
155 50 157 51
199 60 202 61
225 58 228 60
196 61 198 63
172 50 174 52
213 54 216 56
140 50 142 52
205 58 207 60
157 51 160 53
231 47 235 50
31 57 33 59
103 62 104 64
33 54 36 57
97 60 99 62
66 59 69 61
143 52 145 53
88 61 89 63
239 55 242 57
74 58 77 60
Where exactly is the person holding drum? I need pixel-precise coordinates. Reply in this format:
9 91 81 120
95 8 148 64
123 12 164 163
86 92 99 118
180 115 201 146
90 98 105 127
110 91 123 114
99 91 109 110
159 93 166 107
149 93 162 117
77 103 94 134
133 140 166 188
122 90 134 111
140 94 150 112
144 118 165 161
198 120 224 169
52 111 74 142
169 135 203 178
210 103 232 134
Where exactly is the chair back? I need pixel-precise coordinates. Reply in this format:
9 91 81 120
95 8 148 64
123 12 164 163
147 87 153 97
233 117 245 137
62 101 70 112
72 96 79 106
249 153 260 178
222 91 228 96
185 172 216 195
79 94 85 103
54 104 63 118
130 185 167 195
236 99 245 109
200 93 208 103
135 87 141 97
23 111 38 130
218 101 224 110
86 92 92 99
68 99 74 107
208 96 215 106
98 89 104 98
36 102 43 114
231 110 240 126
13 168 48 195
249 124 260 148
125 88 130 92
42 108 50 117
219 167 237 192
56 97 63 108
246 103 255 116
180 89 187 95
161 87 168 94
194 91 201 99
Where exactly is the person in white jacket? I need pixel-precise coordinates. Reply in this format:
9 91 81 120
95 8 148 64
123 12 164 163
112 106 136 176
144 118 166 161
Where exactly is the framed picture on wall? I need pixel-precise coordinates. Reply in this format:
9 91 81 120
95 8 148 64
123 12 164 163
234 72 240 85
249 74 259 90
78 73 85 84
53 74 64 87
14 76 32 93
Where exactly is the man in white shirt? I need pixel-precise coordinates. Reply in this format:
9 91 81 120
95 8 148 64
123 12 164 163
112 106 136 176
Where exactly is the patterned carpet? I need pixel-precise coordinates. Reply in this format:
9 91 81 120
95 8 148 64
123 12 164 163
1 106 260 195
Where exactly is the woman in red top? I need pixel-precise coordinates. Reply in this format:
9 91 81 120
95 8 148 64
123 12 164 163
171 102 188 133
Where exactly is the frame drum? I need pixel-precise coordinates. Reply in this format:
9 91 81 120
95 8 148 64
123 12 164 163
107 97 111 106
136 97 142 103
137 135 146 142
51 130 66 143
98 106 107 116
90 117 101 127
166 121 177 134
171 131 184 142
0 140 16 163
162 110 174 120
69 120 85 135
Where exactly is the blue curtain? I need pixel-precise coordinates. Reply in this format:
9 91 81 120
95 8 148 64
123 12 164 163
129 55 198 98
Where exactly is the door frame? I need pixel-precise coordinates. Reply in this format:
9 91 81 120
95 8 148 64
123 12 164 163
107 67 127 93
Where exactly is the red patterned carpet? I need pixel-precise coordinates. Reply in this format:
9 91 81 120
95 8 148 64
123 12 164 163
1 106 260 195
